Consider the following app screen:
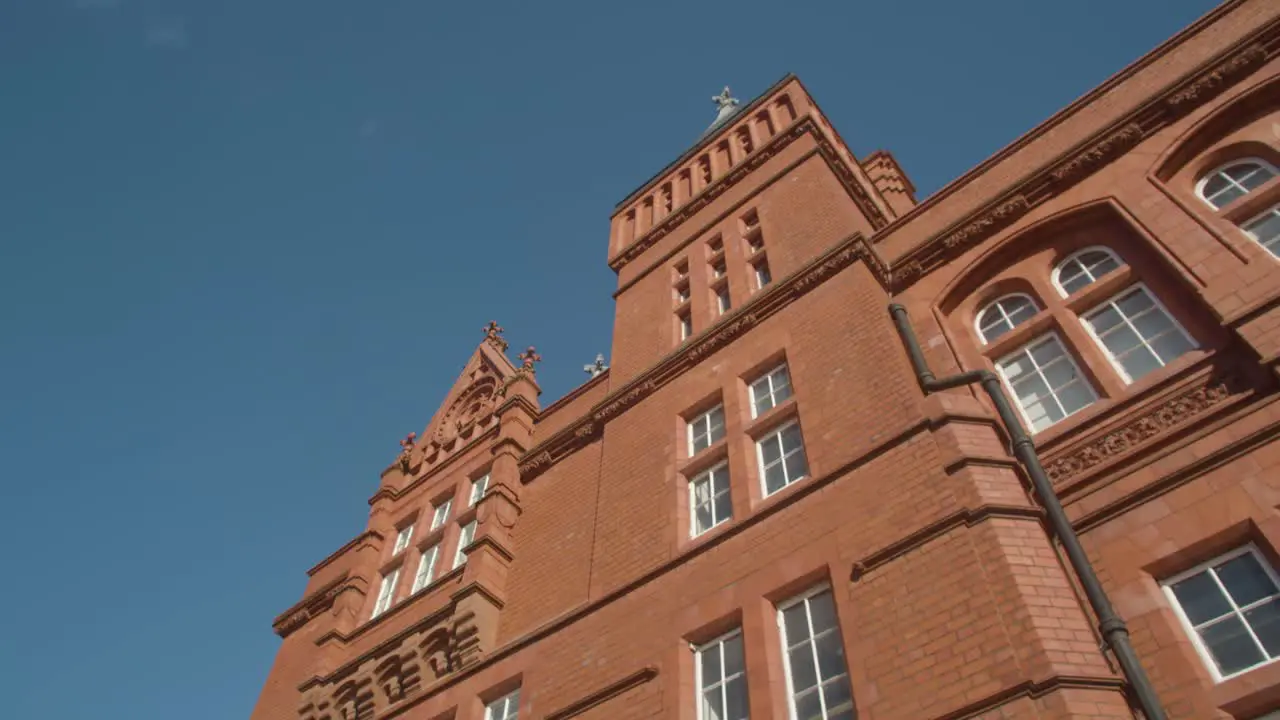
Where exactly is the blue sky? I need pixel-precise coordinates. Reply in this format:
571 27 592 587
0 1 1222 717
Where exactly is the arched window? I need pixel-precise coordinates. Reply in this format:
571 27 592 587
1052 247 1124 296
1197 159 1277 210
976 293 1039 344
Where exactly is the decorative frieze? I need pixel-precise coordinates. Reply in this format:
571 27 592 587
1165 44 1266 110
1043 375 1235 484
1049 124 1144 184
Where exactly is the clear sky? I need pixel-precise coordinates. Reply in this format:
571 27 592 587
0 0 1224 717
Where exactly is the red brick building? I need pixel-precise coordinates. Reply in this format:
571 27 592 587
252 2 1280 718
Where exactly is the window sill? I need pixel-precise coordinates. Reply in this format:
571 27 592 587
679 438 729 477
742 397 798 440
1212 657 1280 719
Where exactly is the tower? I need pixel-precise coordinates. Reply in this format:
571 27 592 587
254 4 1280 717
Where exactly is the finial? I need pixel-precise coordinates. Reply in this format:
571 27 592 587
397 432 416 471
517 346 542 373
704 86 741 136
482 321 508 353
712 86 738 111
584 354 609 378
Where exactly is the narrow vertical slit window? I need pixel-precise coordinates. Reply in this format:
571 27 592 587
430 499 452 531
753 260 772 291
372 569 400 618
778 586 854 720
716 285 732 316
469 474 489 507
411 544 440 593
689 462 732 537
392 524 414 555
485 688 520 720
453 520 478 569
680 311 694 342
695 629 749 720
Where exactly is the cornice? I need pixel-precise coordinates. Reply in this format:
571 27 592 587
537 368 609 420
273 572 355 638
307 530 382 578
888 22 1279 288
520 233 872 481
609 115 887 272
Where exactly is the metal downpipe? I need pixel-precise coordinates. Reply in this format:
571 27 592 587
887 303 1166 720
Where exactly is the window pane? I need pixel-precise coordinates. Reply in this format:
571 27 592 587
761 435 782 465
815 631 846 680
794 689 823 720
1172 571 1233 625
1039 356 1078 389
1029 337 1065 366
709 407 726 441
823 678 853 713
695 505 714 534
781 424 804 453
784 449 809 482
1088 305 1124 333
1218 553 1279 606
1117 347 1162 383
1247 598 1280 657
1000 354 1030 382
1150 332 1195 366
1245 210 1280 257
788 645 818 691
702 689 724 720
809 591 837 632
1130 307 1174 340
1201 615 1266 676
724 633 744 676
765 464 787 494
1059 265 1090 294
724 676 748 720
1099 323 1143 357
713 492 732 525
701 644 722 687
783 604 809 645
1056 381 1096 416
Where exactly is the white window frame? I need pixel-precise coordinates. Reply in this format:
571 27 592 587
974 292 1040 345
689 461 732 538
372 568 400 619
1079 282 1197 384
484 688 520 720
694 627 748 720
687 405 726 456
453 519 478 569
430 499 452 531
1050 246 1124 297
1243 203 1280 259
756 419 809 497
749 363 793 418
680 313 694 341
469 475 489 508
1162 544 1280 682
777 584 854 720
392 524 414 555
1195 157 1279 210
995 331 1097 434
411 544 440 593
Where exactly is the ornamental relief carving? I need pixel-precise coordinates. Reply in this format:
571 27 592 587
297 616 475 720
1043 375 1235 484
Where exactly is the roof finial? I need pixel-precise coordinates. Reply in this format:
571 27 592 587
705 86 741 135
584 354 609 378
482 321 508 353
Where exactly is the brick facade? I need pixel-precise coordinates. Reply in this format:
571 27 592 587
252 2 1280 717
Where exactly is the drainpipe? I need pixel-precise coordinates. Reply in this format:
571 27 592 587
888 303 1166 720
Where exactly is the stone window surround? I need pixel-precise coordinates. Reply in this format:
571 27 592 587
956 225 1211 443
